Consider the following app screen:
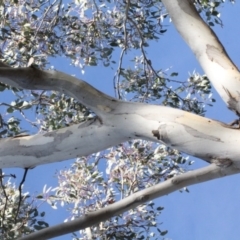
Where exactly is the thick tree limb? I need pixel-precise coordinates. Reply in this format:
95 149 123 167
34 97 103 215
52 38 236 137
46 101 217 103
0 117 128 168
0 66 117 118
1 101 240 168
19 163 240 240
162 0 240 115
0 3 238 169
0 65 240 169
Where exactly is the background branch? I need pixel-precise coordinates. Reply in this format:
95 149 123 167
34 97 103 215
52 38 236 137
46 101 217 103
19 163 240 240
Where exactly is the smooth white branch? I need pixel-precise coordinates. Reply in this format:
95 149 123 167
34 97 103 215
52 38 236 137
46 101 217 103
162 0 240 115
19 163 240 240
1 102 240 168
0 66 116 118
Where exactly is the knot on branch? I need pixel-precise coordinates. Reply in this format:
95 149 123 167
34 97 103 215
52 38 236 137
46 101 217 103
152 130 160 140
211 158 233 167
136 195 150 203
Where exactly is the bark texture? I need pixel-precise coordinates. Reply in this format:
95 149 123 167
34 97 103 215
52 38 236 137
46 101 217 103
1 0 240 239
162 0 240 115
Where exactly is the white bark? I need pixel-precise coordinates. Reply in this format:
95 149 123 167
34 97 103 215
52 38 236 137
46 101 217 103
0 65 116 117
0 0 240 239
1 97 240 168
161 0 240 115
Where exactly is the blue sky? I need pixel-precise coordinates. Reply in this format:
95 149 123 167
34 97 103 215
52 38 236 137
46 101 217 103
156 2 240 240
2 1 240 239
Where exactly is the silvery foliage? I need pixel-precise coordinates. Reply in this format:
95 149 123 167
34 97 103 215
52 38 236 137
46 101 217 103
0 0 231 238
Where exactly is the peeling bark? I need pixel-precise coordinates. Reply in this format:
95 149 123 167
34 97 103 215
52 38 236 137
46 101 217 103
161 0 240 115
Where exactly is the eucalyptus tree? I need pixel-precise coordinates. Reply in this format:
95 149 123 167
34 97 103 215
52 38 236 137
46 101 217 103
0 0 238 239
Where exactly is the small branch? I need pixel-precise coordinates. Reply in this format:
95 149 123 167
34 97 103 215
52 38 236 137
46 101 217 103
128 17 187 104
34 0 58 38
114 48 125 99
19 164 240 240
0 171 16 235
0 169 8 235
113 0 130 99
15 168 29 223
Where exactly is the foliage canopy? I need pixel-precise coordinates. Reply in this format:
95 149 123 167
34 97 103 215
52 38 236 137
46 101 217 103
0 0 235 239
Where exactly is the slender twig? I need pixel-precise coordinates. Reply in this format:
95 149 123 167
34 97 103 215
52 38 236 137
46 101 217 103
0 171 16 236
113 0 130 99
0 169 8 235
114 49 126 99
128 17 198 110
34 0 58 38
15 168 29 223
